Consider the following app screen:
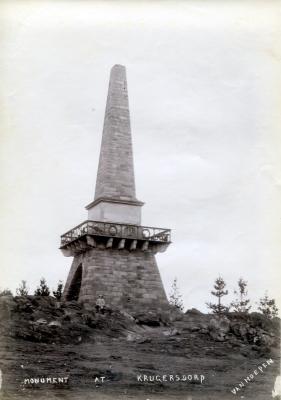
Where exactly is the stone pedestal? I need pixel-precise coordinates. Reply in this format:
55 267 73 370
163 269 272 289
63 247 168 313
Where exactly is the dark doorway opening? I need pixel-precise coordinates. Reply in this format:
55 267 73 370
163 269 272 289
66 264 82 301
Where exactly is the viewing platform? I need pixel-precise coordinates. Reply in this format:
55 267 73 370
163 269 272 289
60 220 171 256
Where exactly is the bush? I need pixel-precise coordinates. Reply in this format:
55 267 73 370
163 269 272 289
34 278 50 296
16 280 29 296
0 288 13 296
53 281 64 300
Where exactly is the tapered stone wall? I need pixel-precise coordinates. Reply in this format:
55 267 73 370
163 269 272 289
63 248 168 313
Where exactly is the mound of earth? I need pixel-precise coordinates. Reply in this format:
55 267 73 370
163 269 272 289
0 296 280 400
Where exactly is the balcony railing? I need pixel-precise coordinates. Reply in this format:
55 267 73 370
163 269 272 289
60 220 171 247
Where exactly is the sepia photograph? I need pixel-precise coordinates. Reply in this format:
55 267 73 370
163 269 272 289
0 1 280 399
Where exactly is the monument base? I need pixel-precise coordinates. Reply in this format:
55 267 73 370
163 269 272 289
63 247 168 313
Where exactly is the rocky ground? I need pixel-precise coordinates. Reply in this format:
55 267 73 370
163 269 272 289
0 296 280 400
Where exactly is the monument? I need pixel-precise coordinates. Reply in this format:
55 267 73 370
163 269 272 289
60 65 171 313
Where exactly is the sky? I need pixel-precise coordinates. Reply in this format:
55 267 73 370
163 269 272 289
0 0 281 312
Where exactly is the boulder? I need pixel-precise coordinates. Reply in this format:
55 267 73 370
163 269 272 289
235 323 248 339
126 332 142 342
256 333 275 347
61 301 82 310
35 318 48 325
48 320 62 328
120 310 135 321
185 308 203 315
134 312 161 327
15 298 34 313
198 322 209 334
208 316 230 341
163 328 179 337
82 313 94 326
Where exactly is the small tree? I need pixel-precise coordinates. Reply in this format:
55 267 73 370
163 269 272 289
53 280 64 300
16 280 29 296
169 277 184 311
258 293 278 319
0 288 13 296
34 278 50 296
206 276 229 315
231 278 251 313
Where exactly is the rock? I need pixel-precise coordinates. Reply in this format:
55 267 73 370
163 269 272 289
258 333 275 347
82 313 94 325
185 308 203 315
230 322 245 338
190 326 200 332
63 309 84 325
15 298 34 313
137 337 152 344
163 328 179 336
166 306 185 322
26 296 39 307
208 316 230 341
238 323 248 338
120 310 135 321
249 312 280 333
126 332 142 342
62 301 82 310
48 320 62 328
134 312 161 326
35 318 48 325
210 331 226 341
55 301 62 309
199 321 209 334
209 316 230 333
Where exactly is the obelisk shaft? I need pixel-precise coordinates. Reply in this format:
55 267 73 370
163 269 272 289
95 64 137 202
86 64 143 224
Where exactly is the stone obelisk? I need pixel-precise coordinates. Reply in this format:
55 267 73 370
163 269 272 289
60 65 171 313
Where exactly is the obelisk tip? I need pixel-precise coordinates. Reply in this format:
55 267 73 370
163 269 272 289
111 64 126 71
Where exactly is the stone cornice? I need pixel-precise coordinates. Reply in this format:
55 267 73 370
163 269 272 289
85 197 144 210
